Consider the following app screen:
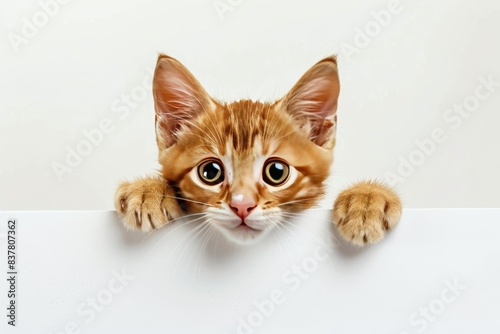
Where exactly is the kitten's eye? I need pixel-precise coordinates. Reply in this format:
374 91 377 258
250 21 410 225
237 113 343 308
198 160 224 185
263 160 290 186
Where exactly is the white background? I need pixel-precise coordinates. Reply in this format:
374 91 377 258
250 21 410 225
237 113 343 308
1 0 500 210
2 209 500 333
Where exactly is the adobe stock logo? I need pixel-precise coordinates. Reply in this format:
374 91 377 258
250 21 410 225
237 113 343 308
384 74 499 186
51 68 154 182
398 278 467 334
213 0 244 21
47 267 135 334
224 240 335 334
339 0 403 63
6 0 73 53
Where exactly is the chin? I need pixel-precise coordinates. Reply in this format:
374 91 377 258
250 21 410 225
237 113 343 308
214 222 270 245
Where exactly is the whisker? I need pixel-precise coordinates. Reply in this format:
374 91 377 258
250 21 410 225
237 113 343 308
276 197 322 208
151 214 208 248
279 214 344 250
273 219 301 255
164 219 209 267
186 222 211 270
140 212 207 244
174 221 212 277
213 230 221 259
187 222 212 276
194 227 216 280
270 225 287 260
162 194 214 208
169 222 209 280
269 219 294 263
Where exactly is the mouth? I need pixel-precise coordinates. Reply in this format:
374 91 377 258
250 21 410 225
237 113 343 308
234 221 260 232
212 218 268 245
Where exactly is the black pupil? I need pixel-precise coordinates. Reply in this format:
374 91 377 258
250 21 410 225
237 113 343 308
203 162 221 181
269 163 284 180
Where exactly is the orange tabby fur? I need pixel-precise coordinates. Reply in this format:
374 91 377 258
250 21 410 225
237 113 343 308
115 54 402 245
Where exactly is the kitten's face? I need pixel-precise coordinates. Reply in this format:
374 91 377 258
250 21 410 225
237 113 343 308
153 55 340 244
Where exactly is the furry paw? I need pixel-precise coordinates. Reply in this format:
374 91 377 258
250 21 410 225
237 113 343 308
114 176 182 232
333 181 402 246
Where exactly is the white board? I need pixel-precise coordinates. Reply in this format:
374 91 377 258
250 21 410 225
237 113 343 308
1 209 499 334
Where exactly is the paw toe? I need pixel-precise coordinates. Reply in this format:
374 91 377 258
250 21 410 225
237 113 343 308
333 181 402 246
114 178 182 232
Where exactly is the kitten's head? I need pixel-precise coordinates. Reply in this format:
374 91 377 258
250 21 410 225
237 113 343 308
153 55 339 244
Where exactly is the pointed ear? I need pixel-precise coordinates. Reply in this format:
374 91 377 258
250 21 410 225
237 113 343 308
281 56 340 148
153 54 213 149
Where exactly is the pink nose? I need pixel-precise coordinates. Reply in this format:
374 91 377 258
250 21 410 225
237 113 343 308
230 196 257 221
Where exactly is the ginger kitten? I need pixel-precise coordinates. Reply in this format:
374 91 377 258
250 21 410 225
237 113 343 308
115 55 402 246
